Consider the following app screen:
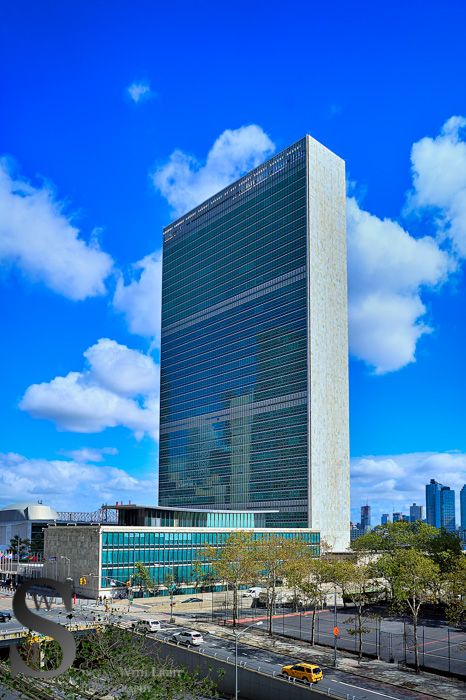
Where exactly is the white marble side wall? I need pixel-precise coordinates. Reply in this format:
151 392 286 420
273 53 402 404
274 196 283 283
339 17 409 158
306 136 350 552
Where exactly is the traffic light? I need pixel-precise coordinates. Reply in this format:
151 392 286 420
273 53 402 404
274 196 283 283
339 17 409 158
79 576 87 585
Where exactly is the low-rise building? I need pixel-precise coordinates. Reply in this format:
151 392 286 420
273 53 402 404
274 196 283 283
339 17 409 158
44 505 320 599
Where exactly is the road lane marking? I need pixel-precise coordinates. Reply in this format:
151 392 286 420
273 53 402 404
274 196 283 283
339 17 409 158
335 680 403 699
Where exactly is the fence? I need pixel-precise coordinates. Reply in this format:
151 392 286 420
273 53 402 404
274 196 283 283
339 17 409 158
196 600 466 679
269 608 466 678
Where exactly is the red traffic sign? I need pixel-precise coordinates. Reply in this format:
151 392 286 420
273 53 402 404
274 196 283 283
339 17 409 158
333 626 340 637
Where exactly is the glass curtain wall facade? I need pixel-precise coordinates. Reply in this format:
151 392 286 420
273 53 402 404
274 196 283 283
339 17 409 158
101 528 320 592
159 136 349 548
160 141 308 527
440 487 456 532
426 479 442 528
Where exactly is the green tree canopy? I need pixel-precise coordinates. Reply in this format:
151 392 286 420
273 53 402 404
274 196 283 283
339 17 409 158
203 531 261 627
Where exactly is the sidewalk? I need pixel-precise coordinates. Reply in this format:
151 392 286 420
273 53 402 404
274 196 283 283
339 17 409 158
187 617 466 700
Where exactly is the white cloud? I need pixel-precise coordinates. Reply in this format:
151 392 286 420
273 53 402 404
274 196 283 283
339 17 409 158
20 339 159 439
113 252 162 342
0 452 153 511
347 197 452 373
409 116 466 257
150 120 465 374
351 451 466 525
0 160 113 300
127 80 154 103
152 125 275 217
84 338 159 396
60 447 118 463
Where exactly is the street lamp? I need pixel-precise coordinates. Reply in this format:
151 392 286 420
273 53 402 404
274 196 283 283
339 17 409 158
233 621 263 700
60 556 70 579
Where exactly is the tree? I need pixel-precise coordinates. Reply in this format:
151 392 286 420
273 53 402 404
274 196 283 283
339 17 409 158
382 549 439 673
7 625 218 699
295 558 333 646
327 559 357 610
351 521 438 556
337 561 378 661
281 538 314 612
9 536 31 560
426 530 463 573
134 561 156 596
443 556 466 626
202 531 260 628
256 535 295 634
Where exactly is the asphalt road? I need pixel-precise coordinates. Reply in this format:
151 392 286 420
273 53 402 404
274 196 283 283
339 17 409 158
152 624 435 700
196 601 466 678
0 595 459 699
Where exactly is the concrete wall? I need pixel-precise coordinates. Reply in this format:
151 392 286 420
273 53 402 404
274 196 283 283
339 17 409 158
145 636 332 700
44 526 101 598
306 136 350 553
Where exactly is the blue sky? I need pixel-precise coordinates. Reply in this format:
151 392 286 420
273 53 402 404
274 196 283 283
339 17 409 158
1 1 465 524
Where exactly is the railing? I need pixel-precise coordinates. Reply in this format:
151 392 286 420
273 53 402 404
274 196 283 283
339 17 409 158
56 507 118 523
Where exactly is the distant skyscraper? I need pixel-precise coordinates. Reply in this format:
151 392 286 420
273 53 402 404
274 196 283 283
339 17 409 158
360 505 371 532
426 479 442 528
440 486 456 532
461 485 466 540
409 503 424 522
393 512 403 523
381 513 390 525
158 136 350 550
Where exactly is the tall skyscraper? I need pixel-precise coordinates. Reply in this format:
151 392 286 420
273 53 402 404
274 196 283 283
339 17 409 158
360 505 371 532
409 503 424 522
158 136 350 550
426 479 442 528
381 513 390 525
393 512 403 523
461 485 466 540
440 486 456 532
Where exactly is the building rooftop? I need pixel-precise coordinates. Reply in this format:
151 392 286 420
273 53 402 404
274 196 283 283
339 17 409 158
0 502 58 522
102 504 279 514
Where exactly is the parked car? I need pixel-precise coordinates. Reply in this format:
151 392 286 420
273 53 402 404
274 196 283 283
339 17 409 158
134 619 161 633
0 611 12 623
171 630 204 646
181 597 203 603
281 663 323 684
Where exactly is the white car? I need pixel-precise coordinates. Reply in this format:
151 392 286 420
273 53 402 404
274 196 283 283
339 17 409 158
171 630 204 646
134 619 161 632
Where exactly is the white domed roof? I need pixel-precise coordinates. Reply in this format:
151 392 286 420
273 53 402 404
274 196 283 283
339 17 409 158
0 502 58 521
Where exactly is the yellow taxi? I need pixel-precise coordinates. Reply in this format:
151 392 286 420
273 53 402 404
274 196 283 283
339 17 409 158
281 662 323 684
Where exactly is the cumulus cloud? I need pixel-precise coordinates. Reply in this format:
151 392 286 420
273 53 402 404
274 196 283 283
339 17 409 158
409 116 466 257
20 339 159 439
60 447 118 463
351 451 466 524
0 159 113 300
152 125 275 217
347 197 452 373
149 119 466 373
0 452 153 511
84 338 159 396
113 252 162 342
127 80 154 103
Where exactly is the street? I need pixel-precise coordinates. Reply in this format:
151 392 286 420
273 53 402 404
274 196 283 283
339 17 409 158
1 592 463 700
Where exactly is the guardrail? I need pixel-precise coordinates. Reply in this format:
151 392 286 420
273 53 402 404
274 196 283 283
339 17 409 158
145 633 364 700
